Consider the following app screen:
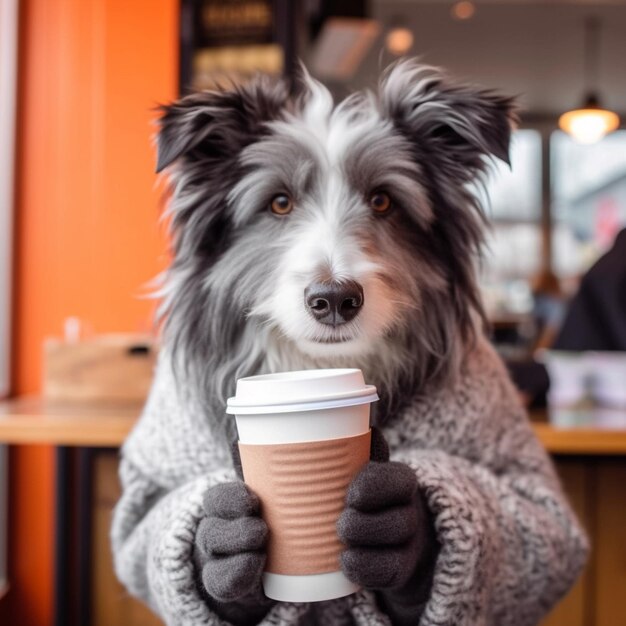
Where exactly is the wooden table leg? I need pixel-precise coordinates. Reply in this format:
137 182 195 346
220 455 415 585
53 446 70 626
77 448 95 626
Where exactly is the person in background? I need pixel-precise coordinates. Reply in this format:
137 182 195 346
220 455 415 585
508 228 626 407
554 228 626 351
530 267 567 352
505 268 565 408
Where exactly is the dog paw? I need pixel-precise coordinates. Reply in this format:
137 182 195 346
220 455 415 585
196 481 268 602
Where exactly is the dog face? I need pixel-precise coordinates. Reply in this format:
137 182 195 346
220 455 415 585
156 61 515 405
225 83 432 359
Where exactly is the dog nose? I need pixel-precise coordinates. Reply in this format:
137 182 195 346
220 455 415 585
304 280 364 325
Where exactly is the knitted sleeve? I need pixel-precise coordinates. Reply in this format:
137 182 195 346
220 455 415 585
387 342 589 626
111 459 228 624
110 354 310 626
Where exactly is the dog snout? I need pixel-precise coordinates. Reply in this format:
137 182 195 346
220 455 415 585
304 280 364 326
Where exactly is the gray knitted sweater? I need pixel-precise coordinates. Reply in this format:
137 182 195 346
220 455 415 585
111 339 588 626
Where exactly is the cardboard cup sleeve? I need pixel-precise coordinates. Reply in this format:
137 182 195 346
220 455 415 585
238 430 371 575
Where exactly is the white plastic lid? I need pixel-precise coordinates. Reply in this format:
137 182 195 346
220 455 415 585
226 368 378 415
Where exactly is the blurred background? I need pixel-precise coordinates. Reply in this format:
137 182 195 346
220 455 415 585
0 1 625 625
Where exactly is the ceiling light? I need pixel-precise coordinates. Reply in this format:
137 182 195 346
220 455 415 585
451 1 475 21
385 27 413 56
559 17 619 144
559 94 619 145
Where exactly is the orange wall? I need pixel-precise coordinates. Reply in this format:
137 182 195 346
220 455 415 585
7 1 178 623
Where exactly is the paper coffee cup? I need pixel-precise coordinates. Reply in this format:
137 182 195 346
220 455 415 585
226 369 378 603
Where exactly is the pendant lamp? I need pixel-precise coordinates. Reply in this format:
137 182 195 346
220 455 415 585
558 16 619 144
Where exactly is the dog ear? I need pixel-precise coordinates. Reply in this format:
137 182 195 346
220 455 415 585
379 60 517 177
156 76 289 173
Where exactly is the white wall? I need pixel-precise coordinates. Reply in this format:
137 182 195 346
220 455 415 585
0 0 18 399
0 0 19 593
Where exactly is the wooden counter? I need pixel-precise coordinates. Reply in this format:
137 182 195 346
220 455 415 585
0 397 141 446
0 396 626 454
533 422 626 455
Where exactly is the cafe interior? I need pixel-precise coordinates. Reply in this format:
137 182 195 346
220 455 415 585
0 0 625 625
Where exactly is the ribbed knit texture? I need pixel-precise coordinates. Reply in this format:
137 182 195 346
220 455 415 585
111 338 588 625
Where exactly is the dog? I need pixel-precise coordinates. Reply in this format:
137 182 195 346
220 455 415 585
111 60 587 626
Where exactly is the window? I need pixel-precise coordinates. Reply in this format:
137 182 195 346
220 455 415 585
481 127 626 319
551 130 626 277
485 130 543 223
480 130 543 315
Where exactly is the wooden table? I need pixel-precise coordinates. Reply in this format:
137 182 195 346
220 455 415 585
1 396 626 455
0 397 141 446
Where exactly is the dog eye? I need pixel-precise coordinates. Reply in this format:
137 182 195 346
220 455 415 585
269 194 293 215
369 191 392 214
